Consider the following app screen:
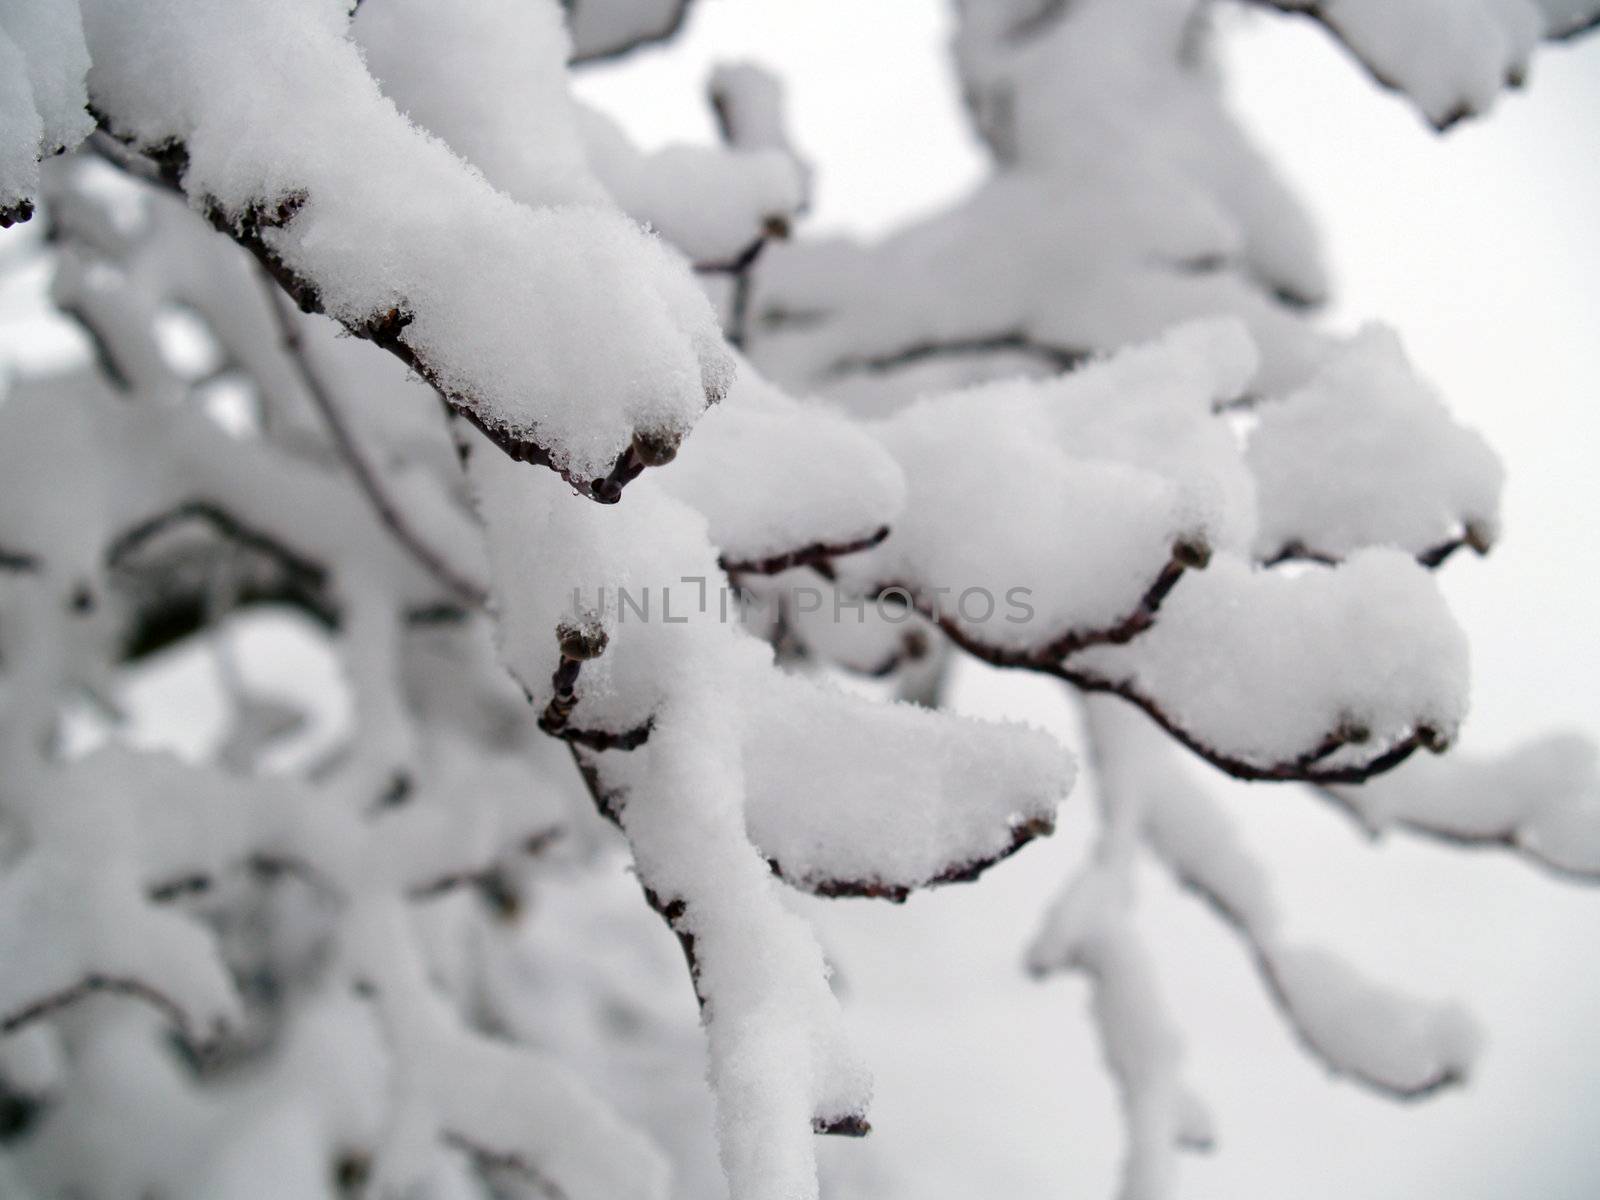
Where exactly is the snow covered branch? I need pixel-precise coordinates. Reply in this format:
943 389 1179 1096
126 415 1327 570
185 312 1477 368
1 2 1595 1197
1029 697 1480 1199
1240 0 1600 129
1321 732 1600 880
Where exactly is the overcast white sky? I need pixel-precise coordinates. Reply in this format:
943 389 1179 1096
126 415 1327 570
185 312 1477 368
575 6 1600 1198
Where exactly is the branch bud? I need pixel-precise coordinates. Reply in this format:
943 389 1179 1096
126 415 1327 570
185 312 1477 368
1417 724 1452 754
557 619 608 662
1464 519 1494 556
1336 716 1372 745
631 427 681 467
1172 535 1211 570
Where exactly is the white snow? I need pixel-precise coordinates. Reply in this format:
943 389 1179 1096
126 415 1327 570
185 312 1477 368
0 0 92 215
81 0 731 484
1329 731 1600 876
660 358 905 570
1249 325 1503 562
1073 549 1471 770
836 322 1257 657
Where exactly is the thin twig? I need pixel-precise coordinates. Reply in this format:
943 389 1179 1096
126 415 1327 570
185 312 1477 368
1 974 222 1052
257 271 489 607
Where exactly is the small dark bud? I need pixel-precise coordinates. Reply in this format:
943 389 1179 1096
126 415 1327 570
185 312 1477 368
1417 724 1451 754
1335 715 1372 745
378 771 412 808
1172 536 1211 570
333 1151 371 1193
1464 520 1494 556
902 628 930 661
557 620 609 662
631 428 681 467
478 870 522 922
762 213 792 240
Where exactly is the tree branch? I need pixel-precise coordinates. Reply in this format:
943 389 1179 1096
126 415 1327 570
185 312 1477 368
1169 859 1467 1101
826 331 1089 379
719 524 890 578
87 121 674 503
1 974 222 1052
1262 521 1493 571
257 271 490 608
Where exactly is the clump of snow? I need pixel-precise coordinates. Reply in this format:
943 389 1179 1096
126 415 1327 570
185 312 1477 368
747 0 1334 399
595 669 1072 898
660 358 905 570
0 23 45 216
1249 325 1503 562
0 0 93 216
80 0 731 485
1269 0 1541 127
1268 946 1482 1094
579 102 805 266
1330 731 1600 877
353 0 609 209
838 322 1257 656
1075 549 1470 768
565 0 687 63
744 675 1068 894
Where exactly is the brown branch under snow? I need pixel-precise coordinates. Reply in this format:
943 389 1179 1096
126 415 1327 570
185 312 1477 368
405 828 565 901
861 545 1442 784
568 747 874 1139
1310 783 1600 886
88 119 685 503
0 974 222 1051
1550 10 1600 41
1063 665 1439 785
443 1130 569 1200
1236 0 1577 132
696 227 777 351
795 814 1056 904
720 525 891 578
825 331 1089 379
869 538 1200 674
1262 521 1494 572
109 501 331 592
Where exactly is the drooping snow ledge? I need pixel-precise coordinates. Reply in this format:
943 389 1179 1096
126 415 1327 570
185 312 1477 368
565 0 690 64
1246 0 1600 129
1249 325 1503 566
78 0 732 499
836 320 1260 659
1324 731 1600 879
1071 549 1471 782
658 357 906 575
0 0 94 224
1029 697 1482 1200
